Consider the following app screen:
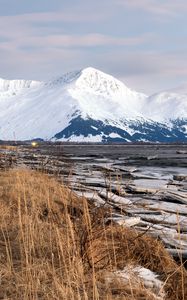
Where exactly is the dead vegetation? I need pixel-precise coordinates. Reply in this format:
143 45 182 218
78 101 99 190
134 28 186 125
0 169 186 299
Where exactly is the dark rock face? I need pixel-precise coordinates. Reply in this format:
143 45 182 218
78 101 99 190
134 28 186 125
54 116 187 143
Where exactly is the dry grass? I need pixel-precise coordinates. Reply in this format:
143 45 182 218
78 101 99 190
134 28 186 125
0 169 186 299
0 145 18 151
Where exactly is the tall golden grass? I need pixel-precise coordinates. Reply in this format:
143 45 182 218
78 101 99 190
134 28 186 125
0 169 186 299
0 145 18 151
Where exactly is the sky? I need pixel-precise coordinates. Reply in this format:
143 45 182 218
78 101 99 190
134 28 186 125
0 0 187 94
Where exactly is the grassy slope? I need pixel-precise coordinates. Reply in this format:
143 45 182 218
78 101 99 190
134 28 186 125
0 169 186 299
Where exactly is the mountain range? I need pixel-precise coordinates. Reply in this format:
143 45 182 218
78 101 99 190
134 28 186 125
0 67 186 142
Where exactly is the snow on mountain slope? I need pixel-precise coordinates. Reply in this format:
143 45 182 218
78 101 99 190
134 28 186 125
0 79 77 140
0 78 41 98
0 67 186 142
0 67 147 140
48 67 147 121
68 68 147 120
143 92 187 123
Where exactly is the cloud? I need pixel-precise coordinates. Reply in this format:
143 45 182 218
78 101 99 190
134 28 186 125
0 2 187 94
0 33 152 51
117 0 187 16
0 10 109 42
0 10 153 50
0 10 107 26
88 48 187 93
107 49 187 77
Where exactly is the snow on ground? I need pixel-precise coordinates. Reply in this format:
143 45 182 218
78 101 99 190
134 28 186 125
105 264 165 300
116 265 164 291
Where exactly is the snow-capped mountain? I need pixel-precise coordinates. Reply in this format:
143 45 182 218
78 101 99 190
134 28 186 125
0 67 186 142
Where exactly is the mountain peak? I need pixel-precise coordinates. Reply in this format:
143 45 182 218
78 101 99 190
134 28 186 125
74 67 133 97
49 67 129 95
81 66 99 73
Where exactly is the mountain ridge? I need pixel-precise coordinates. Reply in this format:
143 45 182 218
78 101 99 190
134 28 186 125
0 67 186 142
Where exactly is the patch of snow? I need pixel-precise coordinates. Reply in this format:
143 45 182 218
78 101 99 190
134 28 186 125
108 132 122 138
112 265 165 300
59 134 103 143
107 216 141 227
139 138 151 142
91 126 98 130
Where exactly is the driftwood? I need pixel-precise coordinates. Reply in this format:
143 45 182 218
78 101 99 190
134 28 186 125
173 174 187 181
159 190 187 205
167 249 187 259
176 150 187 154
147 155 158 160
126 185 158 194
99 191 132 206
